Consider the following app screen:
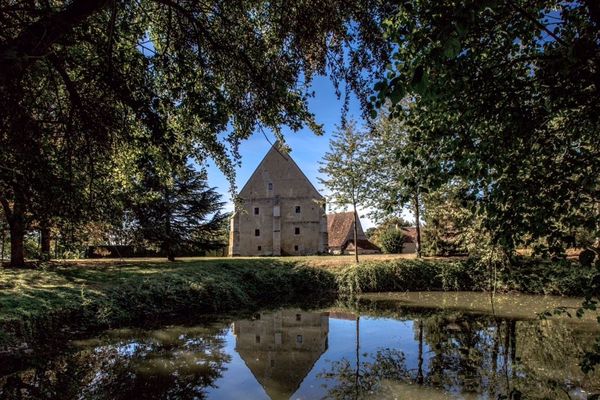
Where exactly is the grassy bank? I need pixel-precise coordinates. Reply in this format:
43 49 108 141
0 256 592 349
336 258 593 296
0 259 336 349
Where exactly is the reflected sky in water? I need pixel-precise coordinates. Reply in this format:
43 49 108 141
1 292 600 399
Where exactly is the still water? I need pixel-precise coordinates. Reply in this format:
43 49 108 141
1 292 600 399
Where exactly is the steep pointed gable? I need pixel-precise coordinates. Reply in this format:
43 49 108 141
326 212 380 252
238 143 323 200
326 212 367 248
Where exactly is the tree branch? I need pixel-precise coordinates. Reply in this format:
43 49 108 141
0 196 12 221
506 0 567 47
0 0 110 85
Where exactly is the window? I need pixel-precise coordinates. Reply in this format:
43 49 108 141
295 205 301 213
294 227 300 235
268 182 273 190
270 359 275 367
294 245 299 251
254 207 259 215
255 229 260 237
255 335 261 344
296 313 302 321
257 245 262 251
296 335 303 344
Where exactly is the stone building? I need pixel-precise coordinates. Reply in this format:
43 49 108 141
228 143 328 256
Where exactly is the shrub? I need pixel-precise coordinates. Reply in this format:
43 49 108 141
378 229 405 254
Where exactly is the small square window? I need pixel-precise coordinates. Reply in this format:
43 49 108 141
255 229 260 236
296 335 303 344
296 313 301 321
294 227 300 235
268 183 273 190
294 245 299 251
254 207 259 215
257 245 262 251
295 206 301 213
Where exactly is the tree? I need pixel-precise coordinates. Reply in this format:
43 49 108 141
371 0 600 259
378 228 405 254
130 163 227 261
0 0 392 267
421 182 474 256
365 113 442 257
366 216 410 249
319 121 371 263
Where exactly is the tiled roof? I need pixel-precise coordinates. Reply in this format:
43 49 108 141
401 227 417 243
326 212 380 251
346 239 381 252
327 212 356 248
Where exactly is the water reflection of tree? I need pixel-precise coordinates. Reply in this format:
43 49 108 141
423 314 521 397
318 317 416 399
0 325 231 400
319 309 600 400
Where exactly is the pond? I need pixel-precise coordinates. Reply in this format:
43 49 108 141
1 292 599 399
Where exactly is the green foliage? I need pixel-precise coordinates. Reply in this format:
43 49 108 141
0 259 337 347
421 182 473 256
128 162 228 260
378 229 405 254
0 0 391 266
365 113 432 221
336 258 591 297
336 259 476 295
367 216 411 247
319 121 371 211
372 0 600 257
319 121 373 262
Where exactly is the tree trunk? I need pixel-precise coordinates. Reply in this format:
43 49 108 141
167 249 175 262
1 192 27 268
40 224 51 260
1 224 5 263
355 316 360 398
164 186 175 262
352 205 359 263
414 192 422 258
417 319 424 384
9 219 25 268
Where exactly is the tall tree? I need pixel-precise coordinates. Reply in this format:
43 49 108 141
130 163 227 261
0 0 392 267
372 0 600 258
319 121 370 263
365 113 442 257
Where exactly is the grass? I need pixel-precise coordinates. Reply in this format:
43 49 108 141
0 258 336 348
0 255 593 349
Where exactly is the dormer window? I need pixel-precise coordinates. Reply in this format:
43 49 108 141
268 182 273 190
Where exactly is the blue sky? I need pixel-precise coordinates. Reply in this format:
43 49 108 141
204 75 380 229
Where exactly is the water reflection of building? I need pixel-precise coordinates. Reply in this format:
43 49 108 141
232 310 330 400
